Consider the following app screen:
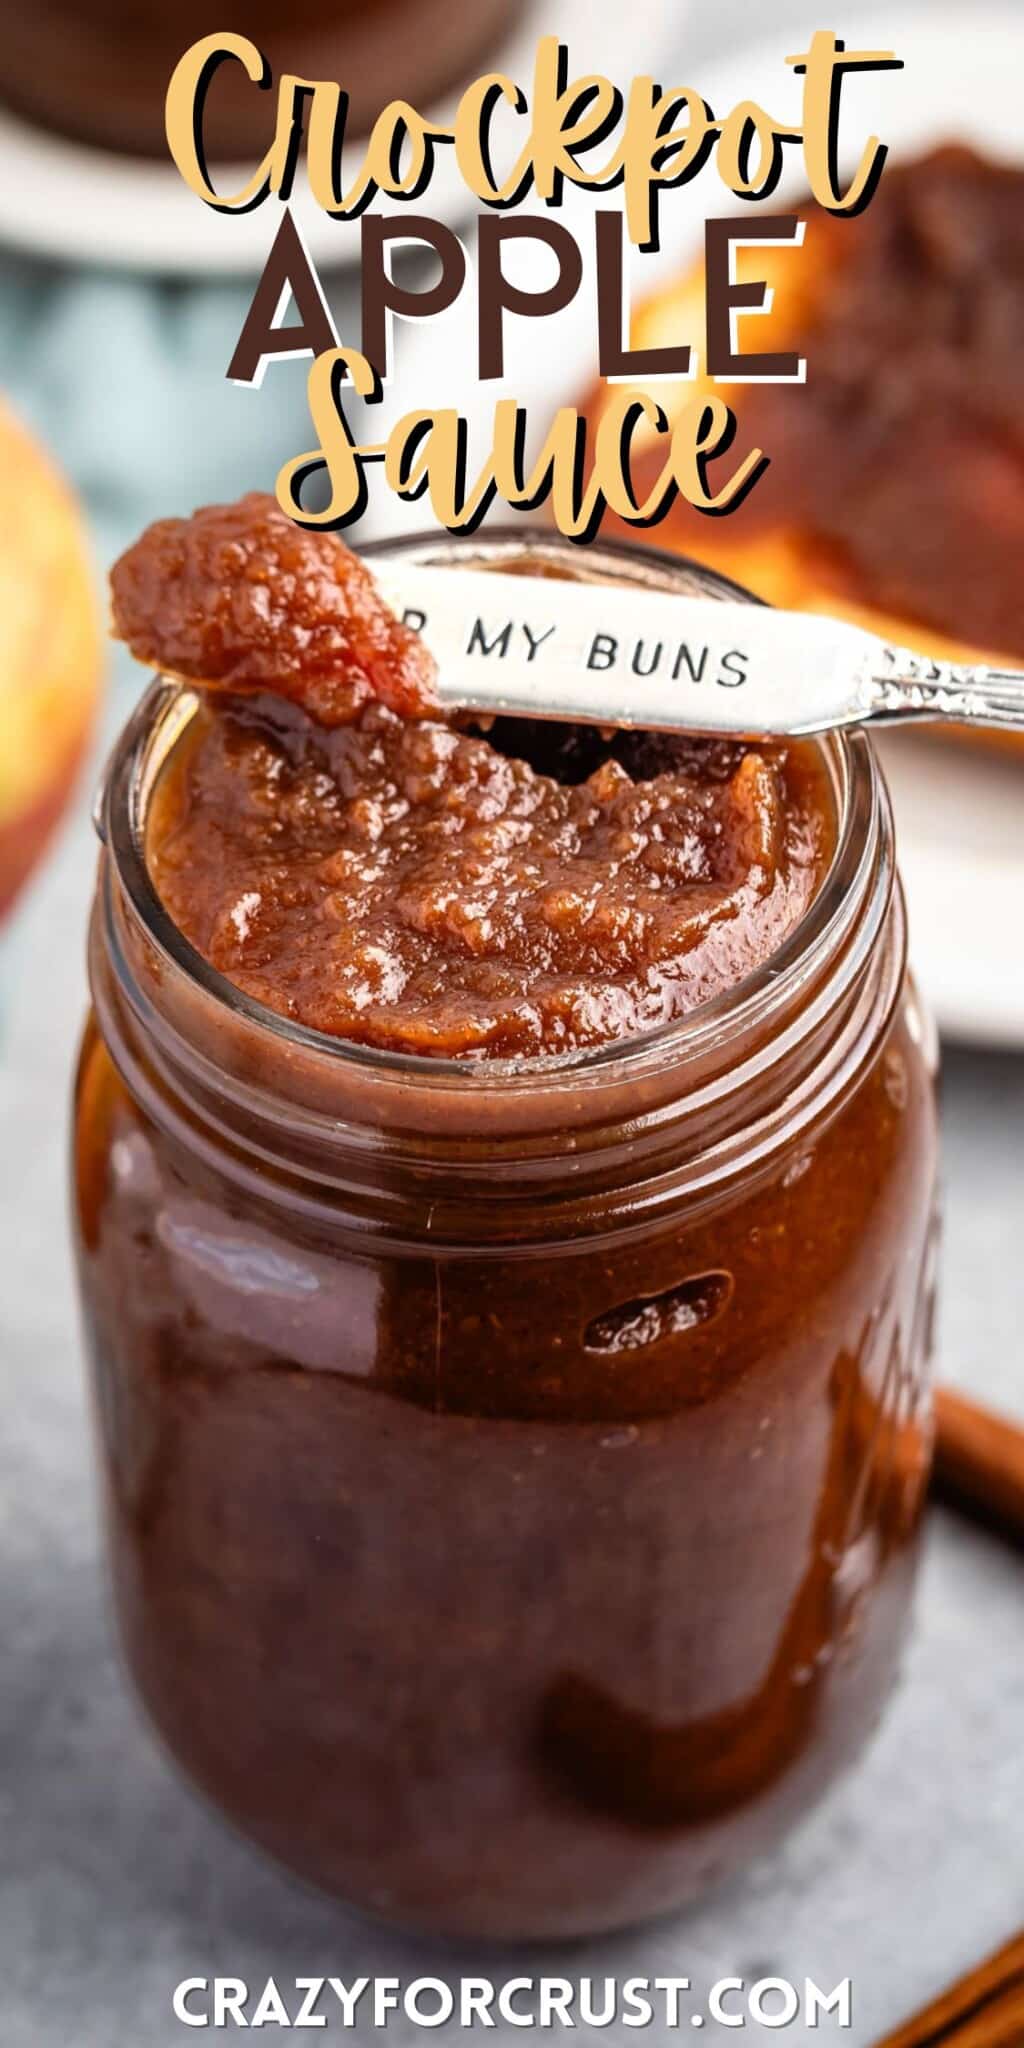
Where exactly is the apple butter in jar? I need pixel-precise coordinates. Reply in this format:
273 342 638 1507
72 504 938 1937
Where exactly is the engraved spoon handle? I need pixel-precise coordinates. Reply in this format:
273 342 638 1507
865 646 1024 732
371 563 1024 739
96 561 1024 773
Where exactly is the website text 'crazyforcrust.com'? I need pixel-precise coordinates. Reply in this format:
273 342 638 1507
172 1975 854 2031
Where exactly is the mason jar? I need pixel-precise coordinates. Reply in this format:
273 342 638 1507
72 535 939 1938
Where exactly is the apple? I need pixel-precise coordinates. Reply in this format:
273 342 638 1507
0 400 102 919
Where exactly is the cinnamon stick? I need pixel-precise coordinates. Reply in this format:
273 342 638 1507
932 1387 1024 1548
875 1929 1024 2046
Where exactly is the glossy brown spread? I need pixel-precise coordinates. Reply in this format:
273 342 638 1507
112 493 439 726
114 499 834 1059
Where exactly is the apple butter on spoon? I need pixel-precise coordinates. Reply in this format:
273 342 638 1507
111 491 439 728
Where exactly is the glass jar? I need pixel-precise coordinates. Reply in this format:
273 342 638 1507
73 534 939 1939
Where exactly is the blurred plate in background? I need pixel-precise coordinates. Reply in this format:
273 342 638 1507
875 734 1024 1049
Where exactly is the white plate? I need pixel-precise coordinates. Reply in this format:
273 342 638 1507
875 735 1024 1049
629 2 1024 1049
0 0 681 276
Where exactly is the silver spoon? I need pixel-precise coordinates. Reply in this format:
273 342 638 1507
371 558 1024 740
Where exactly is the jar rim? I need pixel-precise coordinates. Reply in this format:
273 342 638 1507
98 527 891 1108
